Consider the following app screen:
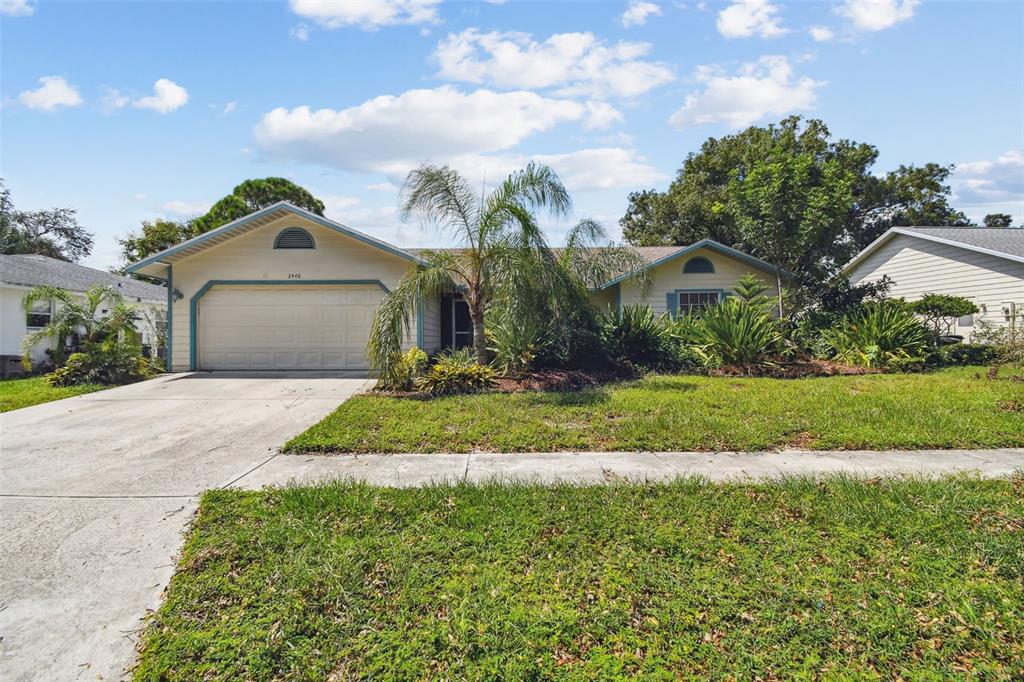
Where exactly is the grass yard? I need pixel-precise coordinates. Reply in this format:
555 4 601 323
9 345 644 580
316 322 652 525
0 375 104 413
285 367 1024 453
134 476 1024 680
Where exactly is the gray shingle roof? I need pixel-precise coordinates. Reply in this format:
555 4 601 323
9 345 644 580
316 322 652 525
897 227 1024 259
0 254 166 302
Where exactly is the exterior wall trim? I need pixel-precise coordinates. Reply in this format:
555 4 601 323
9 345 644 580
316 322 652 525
188 279 390 371
165 266 173 372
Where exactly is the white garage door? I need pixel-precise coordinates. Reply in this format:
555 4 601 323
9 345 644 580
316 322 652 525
197 285 382 370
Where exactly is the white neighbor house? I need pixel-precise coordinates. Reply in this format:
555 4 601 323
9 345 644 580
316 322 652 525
842 227 1024 340
0 253 167 375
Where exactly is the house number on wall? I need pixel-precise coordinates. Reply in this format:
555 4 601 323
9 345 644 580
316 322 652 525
287 273 302 279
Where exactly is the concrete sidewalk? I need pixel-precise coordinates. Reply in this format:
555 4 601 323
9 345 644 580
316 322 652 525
234 448 1024 489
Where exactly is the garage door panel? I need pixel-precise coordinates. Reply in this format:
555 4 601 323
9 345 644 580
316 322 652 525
197 286 380 370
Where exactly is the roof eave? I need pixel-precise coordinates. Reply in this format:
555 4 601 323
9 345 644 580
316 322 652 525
841 227 1024 275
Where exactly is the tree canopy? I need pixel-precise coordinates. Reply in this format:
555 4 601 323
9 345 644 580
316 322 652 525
190 177 325 235
0 180 94 262
983 213 1013 227
117 178 326 276
621 117 971 280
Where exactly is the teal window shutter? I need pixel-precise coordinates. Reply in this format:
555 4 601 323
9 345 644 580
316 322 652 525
666 292 678 318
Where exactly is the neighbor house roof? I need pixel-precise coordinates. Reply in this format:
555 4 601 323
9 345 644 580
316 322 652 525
126 201 427 279
410 241 785 289
842 227 1024 273
0 253 166 302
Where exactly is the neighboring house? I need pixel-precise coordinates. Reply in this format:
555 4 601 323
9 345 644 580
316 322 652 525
842 227 1024 340
126 201 783 372
0 254 167 375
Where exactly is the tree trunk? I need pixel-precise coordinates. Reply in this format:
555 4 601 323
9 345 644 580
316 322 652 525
471 312 487 366
776 267 784 319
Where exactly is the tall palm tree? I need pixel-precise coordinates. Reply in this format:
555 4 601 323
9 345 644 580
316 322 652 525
369 162 573 372
21 284 140 368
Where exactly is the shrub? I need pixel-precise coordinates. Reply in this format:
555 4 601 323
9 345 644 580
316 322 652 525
536 304 607 370
434 346 476 368
376 347 429 391
820 301 929 369
695 297 784 367
926 343 997 368
600 304 674 369
910 293 979 342
417 358 496 395
790 276 893 351
971 319 1024 366
486 305 545 373
47 341 158 387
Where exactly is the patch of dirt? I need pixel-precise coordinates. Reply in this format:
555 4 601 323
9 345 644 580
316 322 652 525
712 359 884 379
492 368 639 393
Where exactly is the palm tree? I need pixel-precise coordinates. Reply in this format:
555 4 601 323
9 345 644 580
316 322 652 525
21 284 140 368
369 162 573 373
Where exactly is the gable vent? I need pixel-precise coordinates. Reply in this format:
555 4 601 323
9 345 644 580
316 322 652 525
274 227 315 249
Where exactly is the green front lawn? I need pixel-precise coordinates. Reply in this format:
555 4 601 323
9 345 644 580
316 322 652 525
0 375 104 413
135 477 1024 680
285 367 1024 453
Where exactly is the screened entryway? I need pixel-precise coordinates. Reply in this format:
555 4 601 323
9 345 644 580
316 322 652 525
440 292 473 350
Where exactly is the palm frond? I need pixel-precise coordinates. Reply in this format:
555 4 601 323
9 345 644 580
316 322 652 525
483 162 572 222
399 165 480 244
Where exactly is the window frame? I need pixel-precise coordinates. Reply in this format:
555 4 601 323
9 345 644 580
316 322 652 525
674 288 724 317
26 298 54 329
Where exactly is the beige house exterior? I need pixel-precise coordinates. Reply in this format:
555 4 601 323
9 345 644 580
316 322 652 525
842 227 1024 340
128 202 782 372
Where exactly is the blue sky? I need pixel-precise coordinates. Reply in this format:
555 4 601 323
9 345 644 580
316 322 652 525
2 0 1022 270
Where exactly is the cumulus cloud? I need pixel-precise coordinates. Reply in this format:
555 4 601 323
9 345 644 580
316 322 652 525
717 0 787 39
809 25 834 42
253 86 660 191
0 0 34 17
952 150 1024 207
837 0 919 31
289 0 440 30
18 76 82 110
433 29 674 98
133 78 189 113
254 86 620 175
621 1 662 28
669 56 824 129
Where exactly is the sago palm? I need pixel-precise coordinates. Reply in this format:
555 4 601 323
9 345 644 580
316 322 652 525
368 162 573 373
22 284 139 367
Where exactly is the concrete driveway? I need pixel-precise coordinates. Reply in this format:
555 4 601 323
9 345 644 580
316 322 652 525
0 372 370 682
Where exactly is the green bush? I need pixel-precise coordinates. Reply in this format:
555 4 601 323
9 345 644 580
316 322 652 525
47 341 158 387
695 297 784 367
971 320 1024 365
925 343 997 367
486 305 545 373
600 304 674 369
820 301 929 369
417 358 496 395
910 293 979 341
376 347 429 391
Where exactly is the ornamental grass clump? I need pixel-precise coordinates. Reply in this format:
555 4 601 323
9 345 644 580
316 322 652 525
821 301 929 369
695 297 784 367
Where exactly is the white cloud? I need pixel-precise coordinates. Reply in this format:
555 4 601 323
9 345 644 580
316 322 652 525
0 0 34 17
669 55 825 129
809 25 834 42
290 24 310 41
717 1 787 39
133 78 189 113
289 0 440 31
18 76 83 110
837 0 919 31
433 29 674 98
161 199 209 216
254 86 617 175
621 1 662 28
100 87 130 111
952 150 1024 208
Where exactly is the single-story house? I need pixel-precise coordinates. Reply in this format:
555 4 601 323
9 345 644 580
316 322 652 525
842 227 1024 340
0 253 167 375
126 201 783 372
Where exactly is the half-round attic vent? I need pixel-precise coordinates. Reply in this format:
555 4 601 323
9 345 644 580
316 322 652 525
683 256 714 274
274 227 315 249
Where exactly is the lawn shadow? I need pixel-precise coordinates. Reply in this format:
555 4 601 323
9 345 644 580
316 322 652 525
632 378 700 393
523 388 611 407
